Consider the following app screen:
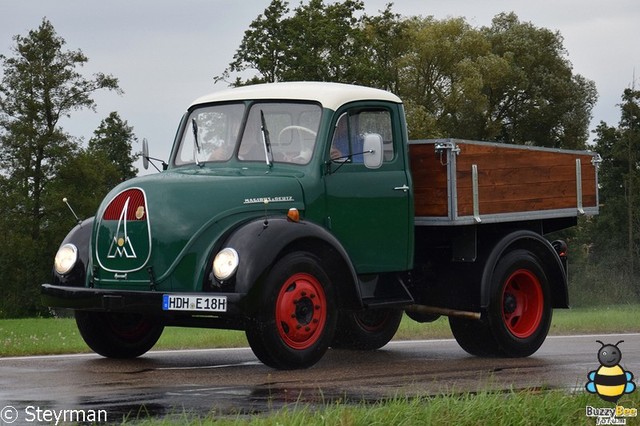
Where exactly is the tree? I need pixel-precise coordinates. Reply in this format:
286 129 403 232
0 18 121 317
216 0 290 85
217 0 372 85
220 7 596 149
397 13 597 147
0 18 120 239
283 0 367 82
359 4 409 93
398 16 490 140
88 111 139 183
592 88 640 294
479 13 597 148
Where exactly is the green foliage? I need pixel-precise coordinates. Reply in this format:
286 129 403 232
219 0 290 85
116 390 640 425
479 13 597 148
589 89 640 298
399 13 597 147
0 19 123 317
220 3 596 149
219 0 370 85
88 111 139 182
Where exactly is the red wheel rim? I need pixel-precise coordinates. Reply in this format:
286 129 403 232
275 273 327 350
501 269 543 338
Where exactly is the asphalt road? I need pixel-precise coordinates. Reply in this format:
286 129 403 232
1 333 638 423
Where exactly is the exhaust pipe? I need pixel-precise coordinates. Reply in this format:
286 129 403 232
405 304 481 321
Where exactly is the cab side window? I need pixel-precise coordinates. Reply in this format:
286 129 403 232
330 109 395 163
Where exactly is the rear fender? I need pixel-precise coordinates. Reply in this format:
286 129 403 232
217 217 361 310
480 230 569 310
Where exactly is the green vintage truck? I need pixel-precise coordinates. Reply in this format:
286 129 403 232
42 82 599 369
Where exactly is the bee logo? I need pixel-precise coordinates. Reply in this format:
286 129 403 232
586 340 636 403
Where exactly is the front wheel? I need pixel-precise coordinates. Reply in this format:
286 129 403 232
75 311 164 358
450 249 552 357
245 252 337 369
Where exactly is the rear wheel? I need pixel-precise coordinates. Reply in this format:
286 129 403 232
245 252 336 369
75 311 164 358
332 308 403 350
450 249 552 357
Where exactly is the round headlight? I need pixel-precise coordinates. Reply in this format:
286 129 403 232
212 248 239 281
54 243 78 275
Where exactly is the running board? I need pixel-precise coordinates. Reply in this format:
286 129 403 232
357 273 414 308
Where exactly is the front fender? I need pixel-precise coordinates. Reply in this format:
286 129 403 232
51 217 95 287
218 217 360 303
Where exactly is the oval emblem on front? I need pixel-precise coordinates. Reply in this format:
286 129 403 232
96 187 152 273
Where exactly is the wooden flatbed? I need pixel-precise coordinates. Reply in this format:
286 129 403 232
409 139 600 226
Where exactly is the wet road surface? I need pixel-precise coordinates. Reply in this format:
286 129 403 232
1 334 638 423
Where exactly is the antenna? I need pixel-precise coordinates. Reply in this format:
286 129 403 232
63 197 81 225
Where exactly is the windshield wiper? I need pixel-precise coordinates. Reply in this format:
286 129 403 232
191 118 202 166
260 110 273 168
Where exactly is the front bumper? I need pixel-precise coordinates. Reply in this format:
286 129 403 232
41 284 247 317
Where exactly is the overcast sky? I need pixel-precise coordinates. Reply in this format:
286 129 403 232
1 0 638 172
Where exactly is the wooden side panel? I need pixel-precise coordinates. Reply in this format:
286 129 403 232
409 143 449 217
409 140 598 219
455 143 597 216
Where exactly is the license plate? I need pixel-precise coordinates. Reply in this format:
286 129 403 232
162 294 227 312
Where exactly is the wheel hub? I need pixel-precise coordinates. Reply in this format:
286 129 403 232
501 269 544 339
295 297 314 325
275 273 327 350
503 292 517 314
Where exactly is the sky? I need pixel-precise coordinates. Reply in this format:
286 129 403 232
1 0 639 173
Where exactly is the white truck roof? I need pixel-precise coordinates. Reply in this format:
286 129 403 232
190 82 402 111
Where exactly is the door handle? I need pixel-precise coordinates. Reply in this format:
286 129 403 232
394 184 409 192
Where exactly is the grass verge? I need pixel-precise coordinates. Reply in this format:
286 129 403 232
1 304 638 357
126 389 640 425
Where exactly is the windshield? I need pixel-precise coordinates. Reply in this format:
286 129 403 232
174 102 322 167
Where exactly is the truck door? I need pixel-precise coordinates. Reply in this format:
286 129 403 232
324 105 412 273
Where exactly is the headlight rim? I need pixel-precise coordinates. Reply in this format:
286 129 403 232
54 243 78 275
212 247 239 281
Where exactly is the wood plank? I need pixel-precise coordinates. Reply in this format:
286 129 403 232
408 140 599 219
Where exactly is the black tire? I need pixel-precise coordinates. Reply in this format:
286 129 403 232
332 308 403 350
449 315 499 357
450 249 552 357
75 311 164 358
245 252 337 369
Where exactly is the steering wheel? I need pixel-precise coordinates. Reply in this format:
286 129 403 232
277 126 317 163
278 125 317 142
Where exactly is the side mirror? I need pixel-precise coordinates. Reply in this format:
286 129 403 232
142 138 149 170
363 133 383 169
